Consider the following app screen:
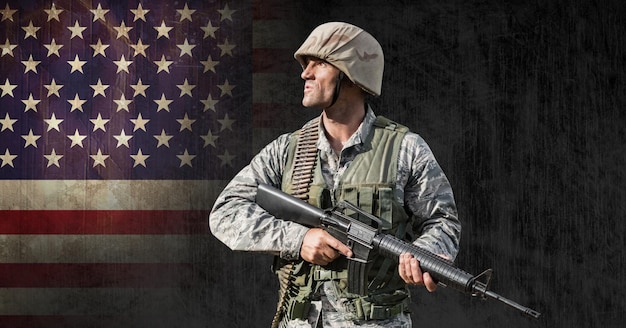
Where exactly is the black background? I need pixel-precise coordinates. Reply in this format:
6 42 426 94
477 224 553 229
207 1 625 327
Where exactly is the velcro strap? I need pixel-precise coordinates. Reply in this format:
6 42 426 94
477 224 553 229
313 268 348 281
353 297 410 321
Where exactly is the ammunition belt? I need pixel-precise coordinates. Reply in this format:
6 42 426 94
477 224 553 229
289 117 320 200
271 117 320 328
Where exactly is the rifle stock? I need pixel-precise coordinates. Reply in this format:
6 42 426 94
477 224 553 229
256 183 541 319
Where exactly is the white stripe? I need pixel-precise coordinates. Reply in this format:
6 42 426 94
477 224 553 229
0 180 230 210
0 235 208 263
0 288 203 316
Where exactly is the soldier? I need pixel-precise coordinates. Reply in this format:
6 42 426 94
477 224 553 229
210 22 461 327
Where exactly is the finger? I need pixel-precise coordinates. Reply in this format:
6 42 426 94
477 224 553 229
398 254 412 282
323 248 341 262
409 256 424 285
423 272 438 292
325 235 353 258
313 252 331 266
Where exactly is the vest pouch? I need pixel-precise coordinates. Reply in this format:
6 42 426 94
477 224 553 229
377 187 394 231
286 298 311 321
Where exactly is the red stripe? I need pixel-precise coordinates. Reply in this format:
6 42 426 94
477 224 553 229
0 263 197 288
253 48 297 73
252 0 292 20
0 210 209 234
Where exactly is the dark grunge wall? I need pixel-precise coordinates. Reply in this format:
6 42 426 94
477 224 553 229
208 1 625 327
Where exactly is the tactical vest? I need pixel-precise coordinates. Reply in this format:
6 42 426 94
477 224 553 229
278 116 413 321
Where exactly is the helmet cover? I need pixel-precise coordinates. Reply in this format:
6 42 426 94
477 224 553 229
295 22 384 96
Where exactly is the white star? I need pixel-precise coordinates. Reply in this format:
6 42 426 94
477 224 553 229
21 129 41 148
90 113 109 132
177 78 195 97
177 38 195 57
90 149 109 168
201 95 219 112
130 79 149 97
67 20 87 39
90 3 109 22
177 149 196 167
201 130 219 148
154 54 173 73
201 21 219 39
44 113 63 132
154 94 173 112
177 3 195 22
90 78 109 97
22 55 41 74
0 113 17 132
200 55 219 73
177 113 196 132
113 21 133 39
0 149 17 168
218 39 236 57
44 78 63 97
113 54 132 73
218 113 236 131
22 21 41 40
130 39 149 57
218 4 237 22
154 129 173 148
68 54 87 73
67 129 86 148
114 94 133 112
217 79 236 97
21 93 41 112
0 38 17 57
113 129 133 148
67 94 87 112
44 3 64 22
154 20 173 39
130 3 150 22
130 113 149 132
90 39 109 57
0 4 17 22
44 38 64 57
44 149 63 168
131 149 150 168
218 150 235 167
0 78 17 97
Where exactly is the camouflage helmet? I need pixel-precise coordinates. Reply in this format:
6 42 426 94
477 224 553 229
294 22 384 96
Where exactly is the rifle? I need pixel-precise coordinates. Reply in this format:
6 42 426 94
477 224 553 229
256 183 541 319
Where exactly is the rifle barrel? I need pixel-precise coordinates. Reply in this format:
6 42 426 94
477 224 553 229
485 290 542 319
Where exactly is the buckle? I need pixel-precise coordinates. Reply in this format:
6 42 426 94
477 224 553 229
370 303 403 320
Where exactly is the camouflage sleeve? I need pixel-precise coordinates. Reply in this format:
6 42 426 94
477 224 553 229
208 134 310 260
398 132 461 260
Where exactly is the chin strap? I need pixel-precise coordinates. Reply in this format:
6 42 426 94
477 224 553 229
328 71 345 108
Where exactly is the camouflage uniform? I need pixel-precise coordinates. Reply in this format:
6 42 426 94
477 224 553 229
210 108 461 327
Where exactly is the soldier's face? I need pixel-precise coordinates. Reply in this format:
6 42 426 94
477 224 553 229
300 57 341 109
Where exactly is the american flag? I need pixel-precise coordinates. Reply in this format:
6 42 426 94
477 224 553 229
0 0 252 326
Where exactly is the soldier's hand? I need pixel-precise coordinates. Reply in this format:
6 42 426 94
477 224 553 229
398 253 439 292
300 228 353 266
